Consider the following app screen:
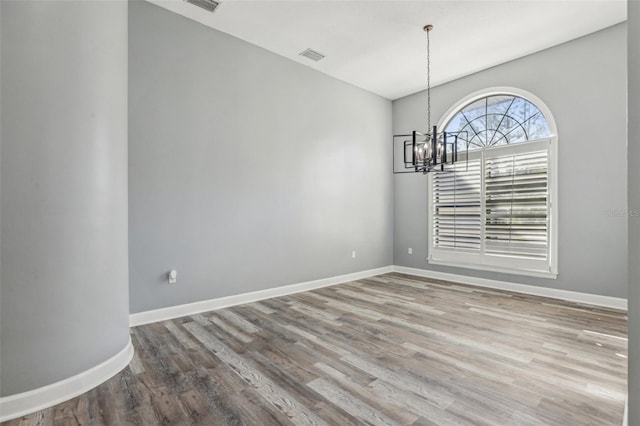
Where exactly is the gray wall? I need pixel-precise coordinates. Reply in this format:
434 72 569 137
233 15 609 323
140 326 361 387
393 23 628 298
628 0 639 423
128 1 393 313
0 1 130 396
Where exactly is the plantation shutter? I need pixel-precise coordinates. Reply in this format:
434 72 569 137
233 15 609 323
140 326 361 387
432 159 482 251
484 148 548 259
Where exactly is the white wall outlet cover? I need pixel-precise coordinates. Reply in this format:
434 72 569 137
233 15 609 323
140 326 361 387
408 248 413 254
352 251 356 259
168 270 177 284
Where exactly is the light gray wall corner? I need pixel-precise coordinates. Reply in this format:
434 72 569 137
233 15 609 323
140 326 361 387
128 1 393 313
0 1 130 396
628 0 639 424
393 23 628 298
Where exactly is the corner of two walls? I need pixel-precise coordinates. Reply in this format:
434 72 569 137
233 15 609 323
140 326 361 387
627 1 639 424
392 23 628 299
130 6 629 314
128 1 393 314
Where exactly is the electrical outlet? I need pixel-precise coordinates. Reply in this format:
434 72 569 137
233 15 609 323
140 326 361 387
168 270 177 284
408 247 413 255
352 250 356 259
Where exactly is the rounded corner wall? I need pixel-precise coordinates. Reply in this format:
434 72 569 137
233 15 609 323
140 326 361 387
0 0 131 420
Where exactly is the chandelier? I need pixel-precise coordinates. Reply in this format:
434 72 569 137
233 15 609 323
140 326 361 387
393 24 463 174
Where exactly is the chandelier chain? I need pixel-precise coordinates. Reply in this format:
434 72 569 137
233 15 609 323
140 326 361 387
426 26 431 134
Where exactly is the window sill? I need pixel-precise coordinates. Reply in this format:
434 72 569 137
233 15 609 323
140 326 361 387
427 258 558 280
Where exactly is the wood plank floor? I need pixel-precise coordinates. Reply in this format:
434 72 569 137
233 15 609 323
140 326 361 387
3 273 627 425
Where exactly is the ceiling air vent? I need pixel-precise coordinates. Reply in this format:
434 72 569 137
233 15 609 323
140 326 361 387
299 48 325 62
185 0 219 13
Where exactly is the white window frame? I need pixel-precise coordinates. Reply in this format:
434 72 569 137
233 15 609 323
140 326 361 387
427 87 558 279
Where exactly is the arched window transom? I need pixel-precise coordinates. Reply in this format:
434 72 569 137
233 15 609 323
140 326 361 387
444 95 550 151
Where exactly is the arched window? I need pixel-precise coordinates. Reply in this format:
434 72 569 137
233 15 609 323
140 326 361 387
428 88 557 277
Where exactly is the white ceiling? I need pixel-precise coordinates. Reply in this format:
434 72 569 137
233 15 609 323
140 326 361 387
148 0 627 100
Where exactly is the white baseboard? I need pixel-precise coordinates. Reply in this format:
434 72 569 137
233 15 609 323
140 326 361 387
130 264 626 327
0 337 134 422
129 266 394 326
393 265 627 310
1 265 623 422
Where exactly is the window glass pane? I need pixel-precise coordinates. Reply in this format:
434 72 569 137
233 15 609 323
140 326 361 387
526 112 551 141
486 95 514 115
459 97 486 123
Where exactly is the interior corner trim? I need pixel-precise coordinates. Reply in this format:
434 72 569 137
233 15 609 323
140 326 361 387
0 337 134 422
